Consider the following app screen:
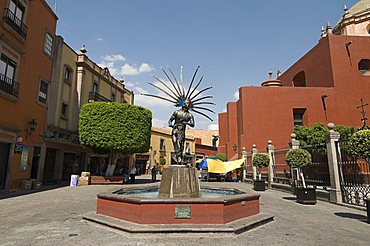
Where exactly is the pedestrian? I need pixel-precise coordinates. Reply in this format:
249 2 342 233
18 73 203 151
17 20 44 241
151 166 157 182
130 166 137 184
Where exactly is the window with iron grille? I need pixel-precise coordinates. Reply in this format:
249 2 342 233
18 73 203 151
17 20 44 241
160 139 165 151
44 32 53 56
9 0 24 22
61 103 68 119
293 108 306 126
38 80 48 104
64 66 72 83
0 54 16 82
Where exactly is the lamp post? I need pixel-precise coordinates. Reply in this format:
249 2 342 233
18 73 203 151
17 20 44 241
233 144 237 151
27 119 38 136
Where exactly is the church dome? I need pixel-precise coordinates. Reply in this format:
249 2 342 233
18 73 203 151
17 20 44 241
261 71 282 87
348 0 370 15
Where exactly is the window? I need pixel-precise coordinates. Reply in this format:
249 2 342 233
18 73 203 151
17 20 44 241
0 54 16 82
111 93 116 102
292 71 307 87
0 54 18 96
160 139 165 151
185 142 190 153
64 66 72 83
92 82 98 93
44 32 53 56
38 80 48 104
358 59 370 75
293 109 306 126
4 0 27 39
61 103 68 119
9 0 24 22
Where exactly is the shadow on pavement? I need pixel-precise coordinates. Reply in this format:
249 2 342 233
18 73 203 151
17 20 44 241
282 196 296 201
0 182 69 200
334 212 369 223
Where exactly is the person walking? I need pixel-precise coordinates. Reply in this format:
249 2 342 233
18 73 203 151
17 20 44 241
151 166 157 182
130 166 137 184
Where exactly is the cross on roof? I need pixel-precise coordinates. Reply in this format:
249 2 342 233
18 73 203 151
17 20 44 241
356 98 368 129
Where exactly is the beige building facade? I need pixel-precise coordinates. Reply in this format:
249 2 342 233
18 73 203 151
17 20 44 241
43 36 134 183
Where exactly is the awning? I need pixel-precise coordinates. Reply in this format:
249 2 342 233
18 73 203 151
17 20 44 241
208 158 245 174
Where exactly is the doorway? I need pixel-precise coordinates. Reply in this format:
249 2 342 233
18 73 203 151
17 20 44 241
30 146 41 179
0 142 10 189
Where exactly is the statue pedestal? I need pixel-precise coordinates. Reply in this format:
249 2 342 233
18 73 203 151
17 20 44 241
159 166 200 198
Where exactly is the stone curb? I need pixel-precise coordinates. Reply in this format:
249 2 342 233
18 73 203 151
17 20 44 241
83 212 274 234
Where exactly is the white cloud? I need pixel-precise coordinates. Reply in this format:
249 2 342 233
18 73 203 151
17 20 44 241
208 124 219 131
233 90 239 101
139 63 154 73
97 38 103 41
121 63 154 76
98 54 127 77
103 54 126 62
121 64 139 75
152 118 168 128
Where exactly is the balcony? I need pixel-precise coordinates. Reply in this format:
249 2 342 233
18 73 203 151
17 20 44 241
3 8 28 39
0 73 19 97
88 91 112 102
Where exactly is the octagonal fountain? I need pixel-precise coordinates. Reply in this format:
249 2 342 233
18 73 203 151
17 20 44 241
84 67 273 232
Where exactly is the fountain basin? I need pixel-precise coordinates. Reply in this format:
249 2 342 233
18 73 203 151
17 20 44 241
96 186 260 224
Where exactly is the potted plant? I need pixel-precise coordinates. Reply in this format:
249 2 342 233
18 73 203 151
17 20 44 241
285 149 315 204
252 153 270 191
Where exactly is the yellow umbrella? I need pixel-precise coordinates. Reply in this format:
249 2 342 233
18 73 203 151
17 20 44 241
208 158 245 174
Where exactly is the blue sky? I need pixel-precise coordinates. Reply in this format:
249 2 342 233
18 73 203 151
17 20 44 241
47 0 358 129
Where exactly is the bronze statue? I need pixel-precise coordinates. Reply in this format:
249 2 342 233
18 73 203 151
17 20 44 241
143 66 215 165
168 99 195 164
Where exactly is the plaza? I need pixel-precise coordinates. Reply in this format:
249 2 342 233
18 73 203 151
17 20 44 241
0 176 369 246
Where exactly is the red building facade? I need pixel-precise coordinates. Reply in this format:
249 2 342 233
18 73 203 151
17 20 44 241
219 1 370 161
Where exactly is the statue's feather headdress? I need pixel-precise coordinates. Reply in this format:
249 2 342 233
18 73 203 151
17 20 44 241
141 66 215 121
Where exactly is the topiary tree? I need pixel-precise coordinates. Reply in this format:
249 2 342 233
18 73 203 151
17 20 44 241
348 130 370 159
252 153 270 180
160 156 166 166
285 149 312 187
79 102 152 175
334 125 358 155
294 123 327 154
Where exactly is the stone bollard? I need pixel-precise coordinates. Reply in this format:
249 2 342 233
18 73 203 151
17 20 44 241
267 140 275 189
252 144 258 181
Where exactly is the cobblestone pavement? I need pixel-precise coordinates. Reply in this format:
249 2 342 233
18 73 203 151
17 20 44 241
0 176 369 246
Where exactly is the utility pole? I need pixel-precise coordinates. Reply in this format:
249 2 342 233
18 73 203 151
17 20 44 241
356 99 368 129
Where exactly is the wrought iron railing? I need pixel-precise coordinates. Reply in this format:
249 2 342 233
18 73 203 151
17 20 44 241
3 8 28 39
88 91 111 102
338 159 370 207
0 73 19 97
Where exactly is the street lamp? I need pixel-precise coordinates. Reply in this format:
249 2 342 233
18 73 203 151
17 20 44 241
27 119 38 135
233 144 237 151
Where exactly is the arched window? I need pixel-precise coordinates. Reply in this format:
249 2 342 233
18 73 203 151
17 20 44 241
63 65 73 83
292 71 307 87
358 59 370 75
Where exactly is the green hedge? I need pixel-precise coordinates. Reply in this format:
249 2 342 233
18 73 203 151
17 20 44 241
348 130 370 159
208 153 227 162
252 153 270 168
285 149 312 168
79 102 152 154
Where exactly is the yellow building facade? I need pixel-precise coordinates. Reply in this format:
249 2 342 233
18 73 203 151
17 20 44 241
43 36 134 183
